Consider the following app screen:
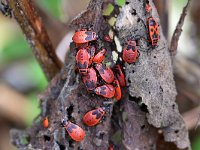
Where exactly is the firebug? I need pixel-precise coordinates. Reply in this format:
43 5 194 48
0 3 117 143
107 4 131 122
95 63 114 84
83 107 105 126
76 48 89 74
93 48 107 63
87 46 96 66
72 30 97 44
94 84 115 98
113 79 122 101
62 119 85 142
147 17 160 46
122 40 139 64
114 65 126 87
82 67 97 91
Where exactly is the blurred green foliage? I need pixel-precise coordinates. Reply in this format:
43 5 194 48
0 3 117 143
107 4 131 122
37 0 62 19
192 135 200 150
0 35 31 63
117 0 125 6
0 0 63 126
0 28 47 125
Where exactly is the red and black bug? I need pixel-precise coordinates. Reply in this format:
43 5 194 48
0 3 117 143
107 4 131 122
122 40 139 64
95 63 114 84
114 65 126 87
147 17 160 46
72 30 97 44
83 107 105 126
87 46 96 66
93 48 107 63
62 119 85 142
113 79 122 101
82 67 97 91
76 48 89 74
94 84 115 98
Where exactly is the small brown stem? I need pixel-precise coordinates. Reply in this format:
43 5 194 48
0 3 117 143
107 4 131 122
7 0 62 80
182 106 200 130
169 0 191 56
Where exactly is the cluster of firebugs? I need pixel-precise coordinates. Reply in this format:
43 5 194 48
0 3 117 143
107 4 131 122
42 3 159 149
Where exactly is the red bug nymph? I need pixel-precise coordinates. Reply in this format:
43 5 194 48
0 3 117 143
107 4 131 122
95 63 114 84
62 119 85 142
43 117 49 128
82 67 97 91
122 40 139 64
87 46 96 66
113 79 122 101
94 84 115 98
147 17 160 46
93 48 107 63
76 48 89 74
72 30 98 44
114 65 126 87
83 107 105 126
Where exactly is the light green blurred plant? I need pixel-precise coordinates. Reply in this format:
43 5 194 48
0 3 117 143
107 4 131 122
192 134 200 150
37 0 63 20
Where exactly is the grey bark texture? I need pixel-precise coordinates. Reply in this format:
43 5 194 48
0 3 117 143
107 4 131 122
116 0 190 149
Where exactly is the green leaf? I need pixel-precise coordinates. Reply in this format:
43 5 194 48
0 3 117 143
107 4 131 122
117 0 125 6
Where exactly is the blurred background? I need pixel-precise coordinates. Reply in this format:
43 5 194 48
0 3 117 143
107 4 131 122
0 0 200 149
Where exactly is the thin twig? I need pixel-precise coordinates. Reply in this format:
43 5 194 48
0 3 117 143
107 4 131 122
7 0 62 80
182 106 200 130
169 0 191 56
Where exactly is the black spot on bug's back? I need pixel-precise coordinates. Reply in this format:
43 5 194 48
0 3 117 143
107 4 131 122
78 61 87 69
99 67 105 74
150 19 156 27
92 110 102 119
85 31 92 36
85 80 95 90
85 31 93 41
67 124 77 133
99 86 106 95
152 31 158 39
127 45 132 50
131 45 136 51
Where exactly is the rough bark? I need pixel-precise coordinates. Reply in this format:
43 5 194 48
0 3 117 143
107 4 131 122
116 0 190 149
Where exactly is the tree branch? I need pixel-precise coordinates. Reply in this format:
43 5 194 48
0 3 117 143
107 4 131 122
169 0 191 56
7 0 62 80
